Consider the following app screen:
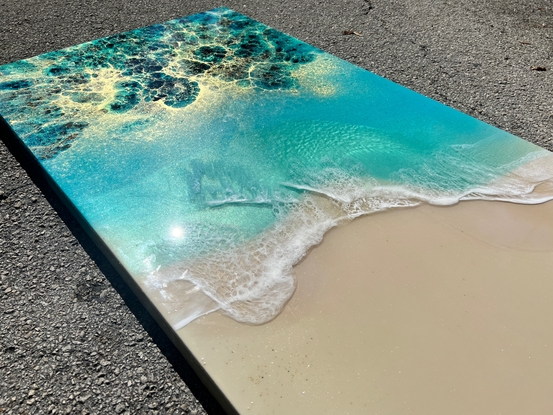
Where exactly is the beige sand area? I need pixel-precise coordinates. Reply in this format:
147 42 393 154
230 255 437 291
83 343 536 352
176 198 553 415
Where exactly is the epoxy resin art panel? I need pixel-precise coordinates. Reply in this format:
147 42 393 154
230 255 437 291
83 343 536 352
1 8 552 330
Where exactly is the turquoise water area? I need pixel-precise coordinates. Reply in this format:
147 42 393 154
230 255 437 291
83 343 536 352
1 8 552 326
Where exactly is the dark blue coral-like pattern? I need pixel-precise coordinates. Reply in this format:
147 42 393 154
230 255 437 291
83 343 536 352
0 7 319 160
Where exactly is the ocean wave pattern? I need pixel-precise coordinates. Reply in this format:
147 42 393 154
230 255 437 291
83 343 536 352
142 151 553 329
1 8 552 328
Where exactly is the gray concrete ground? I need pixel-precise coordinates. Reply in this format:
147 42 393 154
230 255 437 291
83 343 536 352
0 1 551 414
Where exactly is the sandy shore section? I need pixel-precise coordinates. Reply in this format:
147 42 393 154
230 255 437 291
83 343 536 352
177 199 553 414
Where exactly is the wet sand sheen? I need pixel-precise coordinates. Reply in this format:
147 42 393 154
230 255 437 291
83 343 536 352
178 200 553 414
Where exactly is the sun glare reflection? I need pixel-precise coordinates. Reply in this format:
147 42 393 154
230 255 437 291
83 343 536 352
171 226 185 239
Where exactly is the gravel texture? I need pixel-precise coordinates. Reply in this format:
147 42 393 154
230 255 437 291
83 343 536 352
0 1 551 414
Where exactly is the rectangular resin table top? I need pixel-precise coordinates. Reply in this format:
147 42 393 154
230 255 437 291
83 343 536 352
1 7 552 414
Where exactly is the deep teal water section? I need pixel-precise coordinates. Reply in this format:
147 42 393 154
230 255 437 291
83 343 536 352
0 7 547 280
0 7 318 160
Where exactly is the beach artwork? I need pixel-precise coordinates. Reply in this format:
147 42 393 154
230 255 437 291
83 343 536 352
2 8 553 414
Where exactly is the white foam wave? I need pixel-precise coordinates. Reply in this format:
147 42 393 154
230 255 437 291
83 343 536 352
143 152 553 330
206 194 298 207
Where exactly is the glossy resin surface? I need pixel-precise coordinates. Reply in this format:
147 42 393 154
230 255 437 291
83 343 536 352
2 8 553 414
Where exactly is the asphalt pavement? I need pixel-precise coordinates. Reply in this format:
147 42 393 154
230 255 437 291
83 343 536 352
1 0 551 414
